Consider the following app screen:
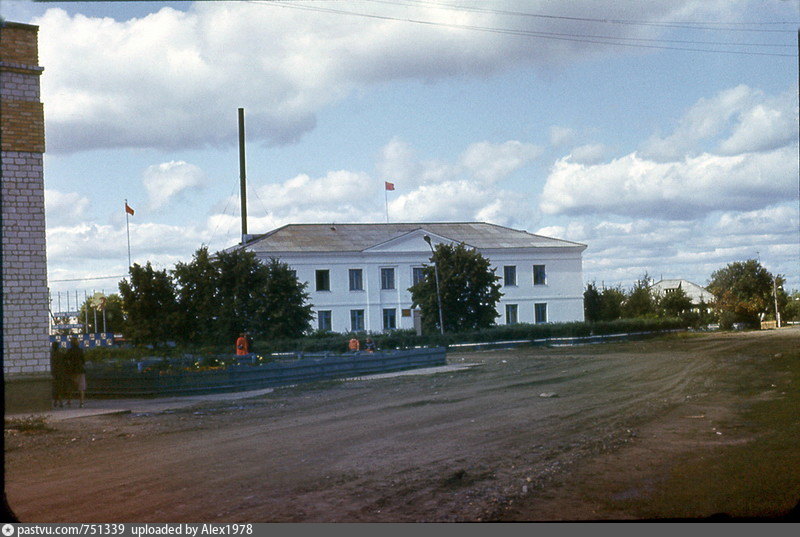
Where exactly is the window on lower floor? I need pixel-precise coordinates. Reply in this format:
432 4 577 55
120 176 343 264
350 309 365 332
316 269 330 291
534 302 547 323
505 304 518 325
317 310 332 332
382 308 397 330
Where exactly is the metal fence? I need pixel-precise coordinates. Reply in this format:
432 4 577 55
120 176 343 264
85 347 447 397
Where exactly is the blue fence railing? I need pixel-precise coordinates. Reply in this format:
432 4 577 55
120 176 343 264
85 347 447 398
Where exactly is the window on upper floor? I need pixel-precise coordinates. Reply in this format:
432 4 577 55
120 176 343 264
381 267 395 290
316 269 330 291
504 266 517 287
533 265 547 286
349 269 363 291
412 266 426 286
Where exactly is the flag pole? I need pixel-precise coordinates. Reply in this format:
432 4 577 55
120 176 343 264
385 187 389 223
125 199 132 269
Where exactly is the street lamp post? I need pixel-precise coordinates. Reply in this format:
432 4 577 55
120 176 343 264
423 235 445 335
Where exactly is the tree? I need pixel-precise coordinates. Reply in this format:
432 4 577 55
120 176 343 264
78 293 125 334
784 291 800 322
598 286 626 321
118 262 180 346
409 242 502 333
213 249 313 343
658 287 694 318
258 258 314 340
173 246 220 343
707 260 784 327
584 282 602 322
623 274 658 318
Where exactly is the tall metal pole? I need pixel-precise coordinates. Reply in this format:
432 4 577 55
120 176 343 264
424 235 445 335
125 199 132 269
238 108 248 243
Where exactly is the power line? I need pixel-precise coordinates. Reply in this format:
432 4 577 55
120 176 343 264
49 275 126 283
256 1 796 57
368 0 799 33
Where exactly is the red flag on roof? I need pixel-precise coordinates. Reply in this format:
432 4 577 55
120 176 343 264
125 202 135 216
384 181 395 191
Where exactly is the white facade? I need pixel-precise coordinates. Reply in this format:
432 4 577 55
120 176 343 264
237 223 587 333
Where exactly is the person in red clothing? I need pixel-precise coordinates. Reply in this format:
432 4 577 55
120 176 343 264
235 333 249 356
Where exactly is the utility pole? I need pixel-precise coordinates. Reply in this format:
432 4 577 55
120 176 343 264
238 107 248 243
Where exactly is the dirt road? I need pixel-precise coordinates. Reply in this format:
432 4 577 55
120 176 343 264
5 328 799 521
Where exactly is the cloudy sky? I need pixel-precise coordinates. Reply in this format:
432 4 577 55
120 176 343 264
3 0 798 302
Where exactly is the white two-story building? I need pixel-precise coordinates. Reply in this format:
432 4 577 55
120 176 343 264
236 222 587 333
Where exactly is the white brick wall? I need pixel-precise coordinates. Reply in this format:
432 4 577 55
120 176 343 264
2 150 51 375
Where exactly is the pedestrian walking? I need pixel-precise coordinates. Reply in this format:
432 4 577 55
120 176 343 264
50 341 68 408
64 337 86 408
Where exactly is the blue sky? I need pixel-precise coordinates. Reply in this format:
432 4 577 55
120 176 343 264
2 0 798 301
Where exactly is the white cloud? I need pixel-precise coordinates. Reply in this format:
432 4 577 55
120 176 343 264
460 141 543 183
719 90 799 155
35 1 756 153
568 143 609 165
142 160 207 209
540 145 796 219
45 189 90 225
549 126 575 147
388 181 530 225
639 84 759 162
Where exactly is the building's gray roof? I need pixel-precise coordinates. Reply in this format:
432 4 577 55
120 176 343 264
650 279 713 304
240 222 586 253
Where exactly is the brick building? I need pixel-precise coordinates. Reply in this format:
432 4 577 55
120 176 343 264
1 21 51 411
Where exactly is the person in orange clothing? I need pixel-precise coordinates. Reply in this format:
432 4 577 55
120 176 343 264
235 332 249 356
348 337 360 352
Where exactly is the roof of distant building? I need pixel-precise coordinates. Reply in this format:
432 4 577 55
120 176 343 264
237 222 586 253
650 279 713 303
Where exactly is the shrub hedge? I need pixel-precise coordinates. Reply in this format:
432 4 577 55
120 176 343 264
84 317 688 362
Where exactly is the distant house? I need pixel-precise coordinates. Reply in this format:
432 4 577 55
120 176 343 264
650 279 713 306
232 222 587 333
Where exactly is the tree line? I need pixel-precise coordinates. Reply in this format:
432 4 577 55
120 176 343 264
71 246 797 349
585 260 795 329
115 247 313 347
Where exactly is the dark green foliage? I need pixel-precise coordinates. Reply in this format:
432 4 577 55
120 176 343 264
174 249 313 344
784 291 800 322
409 242 502 333
599 286 626 321
173 246 219 343
75 293 125 334
257 258 314 340
584 282 602 322
622 274 657 319
118 262 180 346
659 287 694 318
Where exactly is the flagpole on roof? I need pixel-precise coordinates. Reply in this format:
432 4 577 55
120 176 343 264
385 186 389 223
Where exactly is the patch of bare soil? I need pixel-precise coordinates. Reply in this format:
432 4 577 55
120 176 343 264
5 327 800 522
